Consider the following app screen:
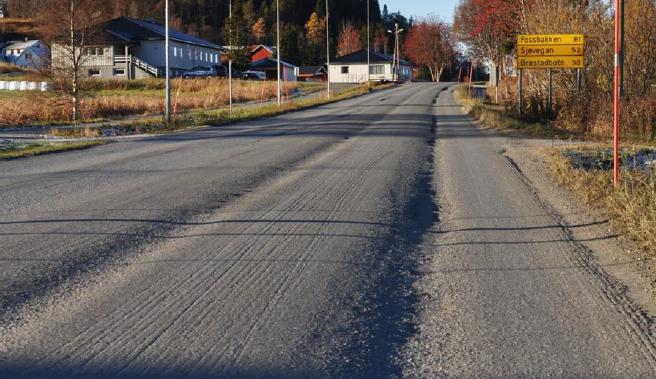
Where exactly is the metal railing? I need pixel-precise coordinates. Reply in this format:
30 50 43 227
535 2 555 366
114 55 161 77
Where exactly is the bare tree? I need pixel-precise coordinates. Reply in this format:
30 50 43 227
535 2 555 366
38 0 109 122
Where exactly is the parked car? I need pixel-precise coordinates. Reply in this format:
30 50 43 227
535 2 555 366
183 66 218 79
242 70 266 80
213 65 242 79
213 65 228 77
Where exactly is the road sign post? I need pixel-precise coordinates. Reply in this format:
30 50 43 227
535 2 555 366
518 69 523 115
468 62 473 100
548 69 553 117
516 34 585 119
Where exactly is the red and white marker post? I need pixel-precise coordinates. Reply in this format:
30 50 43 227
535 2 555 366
613 0 624 186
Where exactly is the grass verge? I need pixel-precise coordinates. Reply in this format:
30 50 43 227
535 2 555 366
51 83 394 137
455 84 656 260
0 141 106 160
546 147 656 258
0 79 323 127
454 85 575 138
182 83 387 128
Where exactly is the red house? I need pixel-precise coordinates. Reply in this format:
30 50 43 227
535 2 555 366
250 45 276 63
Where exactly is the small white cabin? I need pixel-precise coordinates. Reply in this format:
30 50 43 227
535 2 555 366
328 50 412 83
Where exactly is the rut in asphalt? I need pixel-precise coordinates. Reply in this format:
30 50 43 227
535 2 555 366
327 114 439 378
0 83 446 378
0 92 417 324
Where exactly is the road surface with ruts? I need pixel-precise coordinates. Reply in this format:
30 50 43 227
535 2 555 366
1 83 655 378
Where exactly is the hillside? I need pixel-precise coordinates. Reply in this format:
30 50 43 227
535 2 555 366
0 18 37 42
5 0 410 66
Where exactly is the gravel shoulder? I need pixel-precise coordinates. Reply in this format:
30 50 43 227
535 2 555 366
402 87 656 378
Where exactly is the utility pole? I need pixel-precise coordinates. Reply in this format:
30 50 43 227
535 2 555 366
387 23 404 82
326 0 330 98
395 23 399 81
228 0 233 115
613 0 624 186
276 0 281 106
397 32 401 80
165 0 171 125
367 0 370 83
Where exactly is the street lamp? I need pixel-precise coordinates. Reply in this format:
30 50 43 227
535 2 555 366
229 0 233 115
276 0 281 106
326 0 330 98
387 23 404 82
367 0 370 83
165 0 171 125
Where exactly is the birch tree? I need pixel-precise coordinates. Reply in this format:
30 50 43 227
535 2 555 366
39 0 109 122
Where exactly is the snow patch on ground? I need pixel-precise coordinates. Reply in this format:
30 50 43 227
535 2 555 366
565 147 656 174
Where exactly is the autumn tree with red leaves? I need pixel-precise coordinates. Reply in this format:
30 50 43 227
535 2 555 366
403 19 456 82
337 23 362 56
454 0 523 89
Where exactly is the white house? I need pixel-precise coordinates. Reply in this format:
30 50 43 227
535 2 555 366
328 50 412 84
52 17 224 79
2 40 50 70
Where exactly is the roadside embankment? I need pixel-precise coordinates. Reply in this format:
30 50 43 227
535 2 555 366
0 140 106 160
3 82 393 140
455 84 656 279
546 146 656 259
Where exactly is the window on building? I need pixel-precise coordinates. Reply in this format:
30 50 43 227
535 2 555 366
369 65 384 75
341 66 349 74
173 47 177 57
205 52 208 61
88 69 101 77
113 68 126 76
97 47 104 56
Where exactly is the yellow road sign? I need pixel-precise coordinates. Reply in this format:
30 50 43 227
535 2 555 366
518 34 585 46
518 56 584 69
518 44 584 57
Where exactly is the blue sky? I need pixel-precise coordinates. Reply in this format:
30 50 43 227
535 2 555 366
382 0 459 22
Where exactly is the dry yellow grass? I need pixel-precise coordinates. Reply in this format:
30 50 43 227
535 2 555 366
546 148 656 257
0 78 305 127
0 141 105 160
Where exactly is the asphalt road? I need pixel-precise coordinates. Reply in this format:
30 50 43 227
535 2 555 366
1 83 655 378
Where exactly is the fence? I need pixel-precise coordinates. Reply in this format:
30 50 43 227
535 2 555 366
0 81 52 91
